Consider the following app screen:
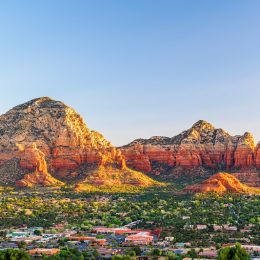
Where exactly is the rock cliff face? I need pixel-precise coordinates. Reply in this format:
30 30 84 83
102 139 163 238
184 172 260 194
121 120 260 175
0 97 159 188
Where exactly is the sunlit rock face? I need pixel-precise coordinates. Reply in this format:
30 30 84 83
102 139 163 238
255 143 260 169
183 172 260 194
1 97 259 188
121 120 257 174
16 143 62 187
0 97 159 188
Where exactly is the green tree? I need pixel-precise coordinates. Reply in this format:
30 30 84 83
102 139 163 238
166 251 177 259
18 241 27 250
150 248 162 256
0 249 30 260
34 229 42 236
92 249 100 259
218 243 250 260
58 238 68 246
132 247 142 256
188 249 197 259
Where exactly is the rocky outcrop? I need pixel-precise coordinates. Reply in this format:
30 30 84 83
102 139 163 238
0 97 160 188
16 143 63 187
121 120 259 174
184 172 260 194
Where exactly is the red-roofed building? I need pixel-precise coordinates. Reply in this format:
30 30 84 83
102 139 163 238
28 248 60 256
199 250 217 258
125 232 153 245
68 236 106 246
92 227 132 235
68 236 96 241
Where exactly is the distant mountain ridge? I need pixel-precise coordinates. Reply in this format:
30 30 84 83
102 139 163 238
0 97 260 190
0 97 160 189
121 120 259 174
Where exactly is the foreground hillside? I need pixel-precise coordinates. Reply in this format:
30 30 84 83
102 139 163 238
184 172 260 194
0 97 161 190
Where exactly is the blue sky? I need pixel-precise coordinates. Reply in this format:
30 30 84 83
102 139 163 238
0 1 260 146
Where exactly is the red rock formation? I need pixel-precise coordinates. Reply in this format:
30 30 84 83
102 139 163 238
0 97 160 189
1 98 260 188
255 143 260 169
121 120 257 174
234 132 255 168
16 143 63 187
184 172 260 194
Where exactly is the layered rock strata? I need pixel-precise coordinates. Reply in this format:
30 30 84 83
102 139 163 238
121 120 259 174
0 97 159 188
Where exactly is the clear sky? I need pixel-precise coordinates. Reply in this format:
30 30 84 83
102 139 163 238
0 1 260 146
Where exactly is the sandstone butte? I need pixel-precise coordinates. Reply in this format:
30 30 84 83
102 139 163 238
121 120 260 177
183 172 260 194
0 97 161 190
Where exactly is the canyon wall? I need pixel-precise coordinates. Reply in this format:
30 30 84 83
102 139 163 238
121 120 260 175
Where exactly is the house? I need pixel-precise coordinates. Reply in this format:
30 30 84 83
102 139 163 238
242 245 260 253
92 227 132 235
12 237 42 244
240 229 251 233
175 242 185 248
98 248 120 258
53 223 66 230
7 231 29 238
92 239 106 246
0 242 18 249
196 225 207 230
68 236 106 246
125 232 153 245
68 236 96 242
213 225 222 231
184 225 194 230
28 248 60 256
16 227 43 236
199 250 217 258
155 241 169 247
173 249 185 255
223 225 237 231
165 237 175 242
